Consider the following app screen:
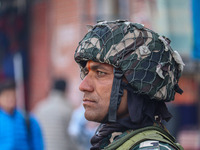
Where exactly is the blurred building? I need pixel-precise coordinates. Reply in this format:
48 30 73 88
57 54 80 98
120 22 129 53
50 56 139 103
0 0 199 149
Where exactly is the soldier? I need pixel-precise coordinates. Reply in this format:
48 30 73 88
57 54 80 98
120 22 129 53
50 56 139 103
74 20 184 150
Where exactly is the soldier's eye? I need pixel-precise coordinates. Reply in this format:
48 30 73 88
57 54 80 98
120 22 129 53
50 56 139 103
96 71 106 78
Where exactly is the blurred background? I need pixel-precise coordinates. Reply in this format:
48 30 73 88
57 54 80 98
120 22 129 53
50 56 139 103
0 0 199 149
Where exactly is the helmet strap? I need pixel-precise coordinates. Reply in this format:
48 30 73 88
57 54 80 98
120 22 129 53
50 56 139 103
108 68 123 122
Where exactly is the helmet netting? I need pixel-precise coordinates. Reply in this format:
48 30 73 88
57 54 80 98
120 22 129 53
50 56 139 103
74 20 184 102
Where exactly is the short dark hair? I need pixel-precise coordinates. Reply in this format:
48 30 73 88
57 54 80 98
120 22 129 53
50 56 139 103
0 79 16 94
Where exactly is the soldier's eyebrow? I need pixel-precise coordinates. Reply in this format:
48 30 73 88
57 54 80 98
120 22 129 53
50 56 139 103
85 62 112 72
91 64 111 72
87 64 102 71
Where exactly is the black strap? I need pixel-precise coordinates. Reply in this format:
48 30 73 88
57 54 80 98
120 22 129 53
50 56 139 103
108 68 123 122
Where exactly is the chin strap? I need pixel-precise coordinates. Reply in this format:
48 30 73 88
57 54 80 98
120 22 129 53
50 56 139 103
108 68 123 122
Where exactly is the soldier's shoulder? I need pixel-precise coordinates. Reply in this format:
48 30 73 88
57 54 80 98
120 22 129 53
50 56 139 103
131 140 176 150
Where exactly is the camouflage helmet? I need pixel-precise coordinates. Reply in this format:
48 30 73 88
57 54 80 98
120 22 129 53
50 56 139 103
75 20 184 103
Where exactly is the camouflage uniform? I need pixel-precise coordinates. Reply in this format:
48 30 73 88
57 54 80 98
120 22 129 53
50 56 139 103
102 124 183 150
74 20 184 150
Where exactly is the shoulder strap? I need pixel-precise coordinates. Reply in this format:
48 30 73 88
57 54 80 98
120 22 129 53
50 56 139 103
104 126 183 150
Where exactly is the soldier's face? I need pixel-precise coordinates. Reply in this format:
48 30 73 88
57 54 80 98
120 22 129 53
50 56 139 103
79 61 128 122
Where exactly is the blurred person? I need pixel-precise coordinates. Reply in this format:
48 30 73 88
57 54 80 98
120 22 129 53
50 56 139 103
0 79 44 150
68 104 98 150
74 20 185 149
34 78 78 150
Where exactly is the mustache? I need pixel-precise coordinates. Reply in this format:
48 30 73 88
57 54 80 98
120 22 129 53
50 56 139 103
83 94 97 102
